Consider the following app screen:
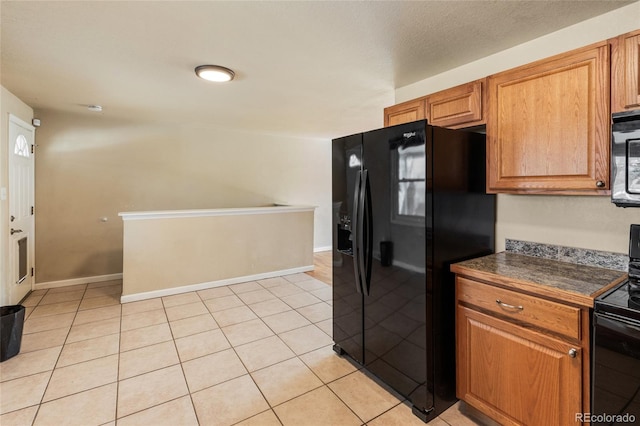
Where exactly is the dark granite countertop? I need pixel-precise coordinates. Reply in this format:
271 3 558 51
451 252 628 307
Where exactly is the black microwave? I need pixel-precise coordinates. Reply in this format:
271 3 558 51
612 110 640 207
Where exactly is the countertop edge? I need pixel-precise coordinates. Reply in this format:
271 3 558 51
450 263 627 308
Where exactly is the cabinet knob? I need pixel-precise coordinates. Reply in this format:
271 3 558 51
596 180 605 188
568 348 577 358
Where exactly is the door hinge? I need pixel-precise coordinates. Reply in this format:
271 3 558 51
31 206 34 215
31 144 34 154
31 267 34 277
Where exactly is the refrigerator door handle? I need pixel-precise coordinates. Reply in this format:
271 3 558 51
363 172 373 296
358 169 367 295
352 170 362 294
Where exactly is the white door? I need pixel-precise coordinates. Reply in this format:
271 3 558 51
8 115 35 304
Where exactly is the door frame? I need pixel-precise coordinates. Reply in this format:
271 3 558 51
7 113 35 303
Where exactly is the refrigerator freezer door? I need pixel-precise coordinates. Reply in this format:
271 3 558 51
332 134 365 364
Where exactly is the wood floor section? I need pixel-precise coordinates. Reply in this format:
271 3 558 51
305 250 332 285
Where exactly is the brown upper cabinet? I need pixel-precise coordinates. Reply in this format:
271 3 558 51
384 30 638 195
611 29 640 113
426 79 485 128
384 80 485 129
486 42 610 194
383 97 426 127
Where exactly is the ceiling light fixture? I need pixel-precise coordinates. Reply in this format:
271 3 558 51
195 65 235 82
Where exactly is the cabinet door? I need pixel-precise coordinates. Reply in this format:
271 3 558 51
426 80 484 128
384 98 426 127
457 306 582 426
487 42 610 194
611 29 640 113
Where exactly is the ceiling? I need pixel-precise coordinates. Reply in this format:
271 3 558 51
0 1 634 139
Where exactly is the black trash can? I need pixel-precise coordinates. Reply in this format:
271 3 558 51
1 305 25 362
380 241 393 267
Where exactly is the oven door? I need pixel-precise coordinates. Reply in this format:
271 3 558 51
592 312 640 424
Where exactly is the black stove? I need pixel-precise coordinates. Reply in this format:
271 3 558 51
591 224 640 424
597 223 640 320
595 280 640 323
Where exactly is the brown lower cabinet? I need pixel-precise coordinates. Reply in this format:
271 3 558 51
456 276 590 425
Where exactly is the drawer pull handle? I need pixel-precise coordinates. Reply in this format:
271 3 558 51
568 348 577 358
496 299 523 312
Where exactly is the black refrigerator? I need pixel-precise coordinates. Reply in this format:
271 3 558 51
332 120 495 422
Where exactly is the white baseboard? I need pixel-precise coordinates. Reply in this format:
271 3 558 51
35 273 123 290
314 246 332 253
120 265 314 304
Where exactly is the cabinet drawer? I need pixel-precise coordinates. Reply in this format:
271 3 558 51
457 277 581 340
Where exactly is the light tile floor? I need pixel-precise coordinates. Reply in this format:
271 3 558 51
0 273 486 426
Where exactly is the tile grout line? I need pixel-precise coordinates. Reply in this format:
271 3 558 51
149 279 332 425
114 285 123 425
31 284 87 426
186 280 300 424
16 288 51 426
112 292 192 423
13 283 124 424
114 318 184 420
228 279 329 426
227 280 300 421
183 286 214 426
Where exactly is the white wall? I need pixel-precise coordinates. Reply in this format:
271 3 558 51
396 2 640 102
120 207 314 301
1 86 34 305
395 2 640 255
34 110 331 283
